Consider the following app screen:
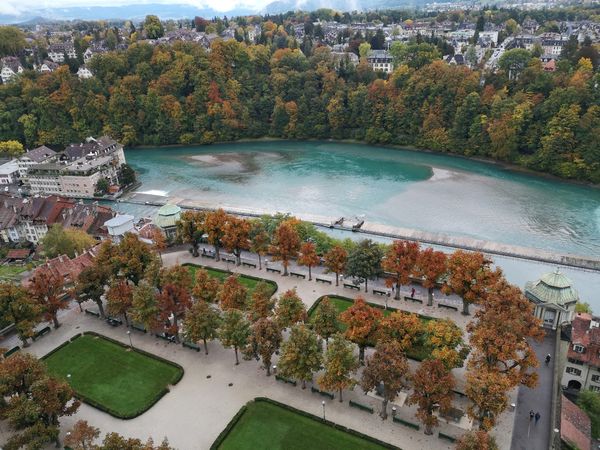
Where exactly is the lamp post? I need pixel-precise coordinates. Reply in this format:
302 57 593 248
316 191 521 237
322 401 326 421
127 330 133 349
66 373 71 383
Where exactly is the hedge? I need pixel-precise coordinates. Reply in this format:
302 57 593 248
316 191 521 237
392 416 420 430
210 397 400 450
40 336 79 360
182 263 279 296
438 432 456 443
349 400 374 414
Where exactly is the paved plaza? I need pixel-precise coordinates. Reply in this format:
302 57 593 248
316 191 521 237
0 247 519 450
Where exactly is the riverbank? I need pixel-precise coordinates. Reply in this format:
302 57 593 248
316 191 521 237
129 137 600 190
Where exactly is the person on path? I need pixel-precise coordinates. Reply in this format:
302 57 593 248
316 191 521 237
535 412 541 424
529 410 535 421
545 354 551 365
411 287 416 298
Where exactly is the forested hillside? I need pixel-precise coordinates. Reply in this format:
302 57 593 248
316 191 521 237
0 38 599 182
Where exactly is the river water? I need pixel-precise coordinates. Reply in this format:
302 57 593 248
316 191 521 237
121 141 600 309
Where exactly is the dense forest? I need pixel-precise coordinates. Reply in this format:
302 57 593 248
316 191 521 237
0 29 599 182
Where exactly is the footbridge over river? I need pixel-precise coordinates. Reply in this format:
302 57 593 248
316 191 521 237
107 193 600 272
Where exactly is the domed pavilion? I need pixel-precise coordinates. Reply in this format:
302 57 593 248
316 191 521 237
524 268 579 330
154 204 181 240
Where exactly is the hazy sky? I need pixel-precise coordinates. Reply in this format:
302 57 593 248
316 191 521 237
0 0 271 15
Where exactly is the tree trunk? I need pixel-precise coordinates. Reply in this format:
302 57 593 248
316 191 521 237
235 250 241 266
427 287 434 307
123 312 129 327
234 346 239 365
77 301 83 312
364 278 368 293
424 420 433 435
266 359 271 376
339 388 343 402
381 398 388 420
283 261 288 276
462 300 470 315
359 345 365 365
335 273 339 286
215 245 220 261
192 243 199 257
302 379 306 389
203 338 208 355
52 314 60 329
394 281 401 300
20 335 29 347
308 265 312 281
96 300 105 318
258 254 262 270
158 251 163 264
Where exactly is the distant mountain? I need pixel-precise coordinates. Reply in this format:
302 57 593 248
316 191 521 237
261 0 430 14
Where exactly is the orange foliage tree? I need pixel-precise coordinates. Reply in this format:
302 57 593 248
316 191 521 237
382 240 420 300
218 275 248 311
204 208 230 261
377 310 422 351
269 220 300 276
222 216 251 266
275 289 306 329
106 279 134 326
28 270 67 329
157 283 192 342
466 368 513 431
323 244 347 286
414 247 447 306
426 319 468 369
192 268 220 303
298 241 320 280
339 297 382 364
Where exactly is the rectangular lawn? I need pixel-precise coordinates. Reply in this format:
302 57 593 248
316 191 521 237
44 334 182 418
309 295 433 361
216 399 392 450
185 264 277 297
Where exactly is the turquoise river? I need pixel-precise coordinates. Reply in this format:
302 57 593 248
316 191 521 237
119 141 600 308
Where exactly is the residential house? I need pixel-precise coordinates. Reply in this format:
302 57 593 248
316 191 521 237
37 60 59 73
47 43 77 63
561 312 600 392
18 145 57 180
77 66 93 79
1 56 24 84
0 160 20 185
367 50 393 73
104 214 135 242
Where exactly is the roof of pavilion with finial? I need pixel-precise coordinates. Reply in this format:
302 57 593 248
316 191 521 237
154 204 181 229
524 268 579 308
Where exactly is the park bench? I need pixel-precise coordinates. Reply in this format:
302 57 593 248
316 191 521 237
106 316 122 327
404 296 423 304
222 256 236 263
438 303 459 312
452 390 466 398
241 261 257 268
266 267 281 274
290 272 306 279
311 386 334 400
156 333 174 342
3 346 20 358
202 252 215 259
32 326 51 341
372 289 390 297
438 432 456 443
315 277 332 284
393 417 420 430
275 375 297 386
85 309 100 318
182 341 201 352
349 400 373 414
344 283 360 291
131 323 147 333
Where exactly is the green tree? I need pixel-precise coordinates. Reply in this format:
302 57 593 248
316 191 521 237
74 265 110 318
0 140 24 157
0 26 26 57
95 178 110 195
119 164 136 185
183 300 221 354
310 297 339 343
0 282 40 346
278 324 323 389
244 317 282 375
176 211 205 257
247 281 275 322
144 15 164 39
390 42 441 69
130 280 160 332
219 309 251 365
577 389 600 439
41 224 96 258
499 49 532 80
275 289 307 329
576 302 593 314
318 334 358 401
346 239 383 292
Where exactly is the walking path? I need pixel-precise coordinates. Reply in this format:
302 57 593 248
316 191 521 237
0 247 518 450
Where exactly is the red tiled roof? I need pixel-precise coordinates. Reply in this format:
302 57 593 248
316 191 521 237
567 313 600 367
24 245 100 287
6 248 31 259
561 395 591 450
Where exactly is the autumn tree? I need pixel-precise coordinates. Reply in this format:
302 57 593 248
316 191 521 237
183 300 221 354
466 368 513 430
278 324 323 389
298 241 320 280
64 420 100 450
310 296 339 343
0 353 80 449
0 282 40 346
157 283 192 341
269 220 300 276
382 240 420 300
176 210 205 257
408 359 455 435
192 268 220 303
324 244 347 286
456 431 499 450
159 265 193 293
152 228 167 263
74 265 110 318
346 239 383 292
100 432 174 450
29 270 67 329
247 281 275 322
218 275 248 311
99 233 160 286
41 224 96 258
249 223 270 270
222 216 251 265
144 15 164 39
414 247 447 306
244 317 282 375
319 334 358 401
106 279 134 326
427 319 468 369
204 209 230 261
377 310 422 351
130 280 160 333
361 340 410 419
275 289 306 329
219 309 251 365
339 297 382 364
442 250 501 315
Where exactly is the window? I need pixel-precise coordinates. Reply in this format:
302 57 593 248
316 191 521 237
591 386 600 392
592 375 600 383
566 367 582 376
574 345 585 353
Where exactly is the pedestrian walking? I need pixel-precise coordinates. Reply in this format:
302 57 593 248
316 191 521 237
545 354 551 365
535 412 541 424
411 287 416 298
529 410 534 421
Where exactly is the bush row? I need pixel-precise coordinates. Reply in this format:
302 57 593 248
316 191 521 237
182 263 279 297
209 404 249 450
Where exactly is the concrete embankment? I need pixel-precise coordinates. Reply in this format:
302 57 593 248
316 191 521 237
113 194 600 272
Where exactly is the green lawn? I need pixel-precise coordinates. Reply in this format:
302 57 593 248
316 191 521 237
185 264 277 297
216 399 391 450
0 264 27 280
309 295 433 361
44 335 183 418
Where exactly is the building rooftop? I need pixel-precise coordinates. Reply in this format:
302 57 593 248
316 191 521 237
154 204 181 229
105 214 134 228
561 394 591 450
0 160 19 175
22 145 57 163
524 268 579 307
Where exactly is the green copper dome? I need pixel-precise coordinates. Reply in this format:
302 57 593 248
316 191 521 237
525 268 579 307
154 204 181 229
